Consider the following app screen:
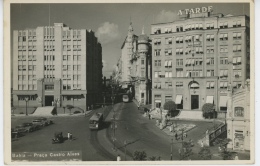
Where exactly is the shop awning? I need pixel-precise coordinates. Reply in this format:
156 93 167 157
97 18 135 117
220 70 224 77
224 82 228 88
190 59 195 65
211 35 214 39
175 95 183 104
206 96 214 104
199 24 203 28
206 35 210 39
224 22 228 26
233 33 237 38
220 22 223 27
176 37 179 42
219 96 228 107
155 100 161 103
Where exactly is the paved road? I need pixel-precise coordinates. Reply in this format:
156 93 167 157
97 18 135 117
108 101 182 160
11 106 115 161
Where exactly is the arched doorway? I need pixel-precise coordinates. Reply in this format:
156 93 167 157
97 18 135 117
189 81 200 110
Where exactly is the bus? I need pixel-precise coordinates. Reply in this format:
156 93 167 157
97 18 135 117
89 113 103 130
122 93 132 103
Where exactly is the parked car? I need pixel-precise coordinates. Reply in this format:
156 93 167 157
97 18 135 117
22 122 39 132
32 119 45 127
38 117 53 126
14 125 27 133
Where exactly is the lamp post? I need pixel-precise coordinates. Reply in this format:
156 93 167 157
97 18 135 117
170 138 173 160
25 97 29 116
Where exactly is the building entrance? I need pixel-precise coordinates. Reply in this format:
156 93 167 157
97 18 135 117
191 95 199 110
45 96 54 106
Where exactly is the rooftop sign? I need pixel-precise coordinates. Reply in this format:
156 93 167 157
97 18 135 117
177 6 213 16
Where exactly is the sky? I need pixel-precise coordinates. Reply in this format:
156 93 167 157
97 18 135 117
10 3 250 77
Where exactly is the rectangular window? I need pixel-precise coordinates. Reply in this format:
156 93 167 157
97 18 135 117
45 85 54 90
166 37 172 44
233 32 242 40
176 82 183 87
233 45 242 52
234 107 244 117
154 38 161 45
141 59 145 65
220 57 228 64
155 49 161 56
176 69 183 77
220 33 228 41
154 72 158 78
207 70 214 77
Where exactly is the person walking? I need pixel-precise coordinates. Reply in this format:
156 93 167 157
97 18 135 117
69 133 73 141
67 132 70 140
117 154 121 161
175 133 178 140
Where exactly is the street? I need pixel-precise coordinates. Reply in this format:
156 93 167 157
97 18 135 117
11 101 249 161
11 106 115 161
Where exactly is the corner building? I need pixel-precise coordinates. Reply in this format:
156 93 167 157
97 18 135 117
12 23 102 110
118 23 152 104
151 12 250 119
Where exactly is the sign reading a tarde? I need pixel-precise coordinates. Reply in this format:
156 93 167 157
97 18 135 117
177 6 213 16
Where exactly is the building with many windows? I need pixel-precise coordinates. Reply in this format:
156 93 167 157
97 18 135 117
117 23 152 104
12 23 102 110
151 10 250 119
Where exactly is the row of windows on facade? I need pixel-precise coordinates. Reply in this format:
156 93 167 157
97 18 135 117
62 84 81 90
153 81 242 89
154 33 242 45
154 45 242 56
155 57 242 67
62 55 81 61
62 65 81 71
18 65 36 71
18 75 36 80
153 20 242 34
62 74 81 80
18 55 36 61
17 95 84 101
154 69 242 78
18 31 36 36
18 85 37 90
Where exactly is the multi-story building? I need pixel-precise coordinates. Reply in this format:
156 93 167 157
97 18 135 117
118 23 152 104
12 23 102 110
227 79 250 151
151 10 250 119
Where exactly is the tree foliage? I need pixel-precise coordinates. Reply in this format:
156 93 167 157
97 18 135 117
198 147 212 160
163 101 177 117
214 138 235 160
66 105 74 115
132 150 147 161
202 103 215 118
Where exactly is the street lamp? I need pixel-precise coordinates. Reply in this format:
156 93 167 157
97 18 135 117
25 97 29 116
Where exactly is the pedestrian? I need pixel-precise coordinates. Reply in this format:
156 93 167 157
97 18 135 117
184 132 187 138
175 133 178 140
67 132 70 140
234 154 239 160
148 113 151 120
69 133 73 141
201 141 204 148
117 154 121 161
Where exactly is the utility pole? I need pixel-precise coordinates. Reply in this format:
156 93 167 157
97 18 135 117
170 138 173 160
